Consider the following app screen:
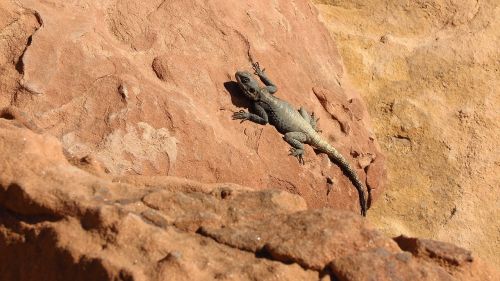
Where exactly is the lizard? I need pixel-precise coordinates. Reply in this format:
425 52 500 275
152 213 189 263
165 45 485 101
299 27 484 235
232 62 368 216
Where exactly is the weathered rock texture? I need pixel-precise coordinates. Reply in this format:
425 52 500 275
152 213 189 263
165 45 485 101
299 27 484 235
0 0 385 215
1 0 498 279
1 119 498 280
314 0 500 266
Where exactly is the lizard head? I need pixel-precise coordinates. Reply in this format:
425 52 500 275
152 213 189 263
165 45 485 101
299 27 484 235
235 71 260 101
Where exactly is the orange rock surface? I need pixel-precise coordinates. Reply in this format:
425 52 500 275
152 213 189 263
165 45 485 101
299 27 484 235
0 119 498 280
0 0 385 214
1 0 498 280
314 0 500 266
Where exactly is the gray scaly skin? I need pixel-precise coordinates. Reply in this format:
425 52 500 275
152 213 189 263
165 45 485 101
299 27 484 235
232 62 368 216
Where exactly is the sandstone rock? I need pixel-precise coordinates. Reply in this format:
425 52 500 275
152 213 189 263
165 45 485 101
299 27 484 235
1 0 498 279
1 119 498 280
199 209 399 270
330 248 456 281
314 0 500 266
0 1 41 106
394 235 473 267
0 119 318 280
391 236 500 281
0 0 385 215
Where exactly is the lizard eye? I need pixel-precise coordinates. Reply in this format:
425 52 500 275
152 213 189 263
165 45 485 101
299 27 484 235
248 88 255 93
241 77 249 83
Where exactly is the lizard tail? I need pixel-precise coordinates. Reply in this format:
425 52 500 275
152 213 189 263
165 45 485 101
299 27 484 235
310 135 368 216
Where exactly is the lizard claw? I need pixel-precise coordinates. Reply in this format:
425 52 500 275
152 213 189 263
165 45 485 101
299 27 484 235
232 110 250 123
311 112 319 122
252 62 265 76
310 112 322 133
289 148 305 165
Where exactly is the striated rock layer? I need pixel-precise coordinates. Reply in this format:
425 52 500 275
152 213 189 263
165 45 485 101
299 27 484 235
1 119 498 280
313 0 500 266
0 0 385 215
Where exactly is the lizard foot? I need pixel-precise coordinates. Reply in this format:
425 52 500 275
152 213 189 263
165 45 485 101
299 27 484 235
310 112 322 133
232 110 250 123
252 62 266 76
289 148 305 165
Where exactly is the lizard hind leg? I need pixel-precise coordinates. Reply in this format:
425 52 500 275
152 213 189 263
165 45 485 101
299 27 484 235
283 132 308 164
299 107 321 132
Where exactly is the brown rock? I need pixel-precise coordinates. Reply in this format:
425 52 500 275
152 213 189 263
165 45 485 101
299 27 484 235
0 106 41 132
394 235 473 267
1 119 498 280
200 209 400 270
0 0 385 215
392 235 500 281
151 56 170 82
1 0 497 280
0 1 41 106
0 119 317 280
314 0 500 266
330 248 456 281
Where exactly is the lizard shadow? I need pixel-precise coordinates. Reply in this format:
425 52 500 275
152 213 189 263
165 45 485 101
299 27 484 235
224 81 253 110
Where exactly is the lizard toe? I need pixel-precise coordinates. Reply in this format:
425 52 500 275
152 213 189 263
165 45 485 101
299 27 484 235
289 148 305 164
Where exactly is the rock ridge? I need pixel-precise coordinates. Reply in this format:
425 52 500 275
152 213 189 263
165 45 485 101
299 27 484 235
1 118 498 280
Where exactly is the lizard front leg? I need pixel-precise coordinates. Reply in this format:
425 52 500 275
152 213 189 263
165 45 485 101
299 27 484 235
232 103 269 125
284 132 307 164
252 62 277 94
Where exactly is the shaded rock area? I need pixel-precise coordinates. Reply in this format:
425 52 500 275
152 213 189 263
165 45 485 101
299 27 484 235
313 0 500 266
1 119 498 280
0 0 385 216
